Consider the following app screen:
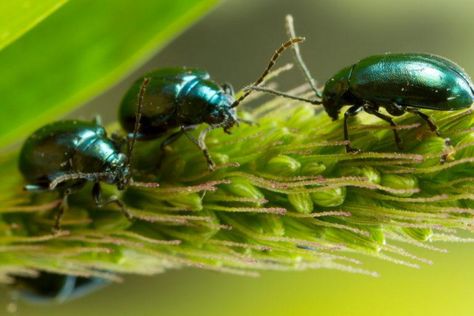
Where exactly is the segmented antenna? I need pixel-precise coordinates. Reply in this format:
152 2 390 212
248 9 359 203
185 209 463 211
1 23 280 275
49 172 110 190
285 15 322 99
247 85 322 104
127 77 151 166
231 37 305 108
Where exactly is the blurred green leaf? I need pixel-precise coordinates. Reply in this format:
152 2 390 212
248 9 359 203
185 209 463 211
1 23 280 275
0 0 218 150
0 1 68 51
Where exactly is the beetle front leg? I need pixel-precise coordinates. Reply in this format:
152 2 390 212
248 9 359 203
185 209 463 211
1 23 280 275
53 189 72 233
183 126 216 171
92 182 133 221
343 105 363 152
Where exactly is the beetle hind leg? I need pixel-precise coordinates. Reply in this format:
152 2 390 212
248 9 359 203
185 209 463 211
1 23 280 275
405 108 441 136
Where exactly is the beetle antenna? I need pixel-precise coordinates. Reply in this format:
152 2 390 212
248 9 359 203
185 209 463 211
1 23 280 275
127 77 151 167
49 172 110 190
230 37 305 108
246 85 322 104
285 15 322 99
128 179 160 188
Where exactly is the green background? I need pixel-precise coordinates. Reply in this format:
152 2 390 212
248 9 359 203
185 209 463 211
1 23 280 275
3 0 474 315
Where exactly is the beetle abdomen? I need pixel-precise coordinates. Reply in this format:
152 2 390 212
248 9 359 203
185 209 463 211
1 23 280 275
349 53 474 110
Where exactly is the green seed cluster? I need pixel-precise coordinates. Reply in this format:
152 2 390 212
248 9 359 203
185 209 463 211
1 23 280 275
0 95 473 281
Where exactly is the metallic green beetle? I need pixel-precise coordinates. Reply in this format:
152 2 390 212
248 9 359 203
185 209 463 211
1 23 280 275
118 38 305 170
250 18 474 152
18 79 158 231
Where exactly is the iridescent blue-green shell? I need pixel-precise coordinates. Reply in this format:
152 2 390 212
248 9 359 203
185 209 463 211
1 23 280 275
324 53 474 110
19 120 125 189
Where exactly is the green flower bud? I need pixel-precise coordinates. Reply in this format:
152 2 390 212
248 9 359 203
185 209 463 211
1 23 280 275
223 177 264 201
288 192 313 214
341 166 381 184
380 174 419 197
211 153 229 165
301 162 326 176
167 192 203 211
368 226 385 245
93 212 132 231
454 132 474 159
402 227 433 242
265 155 301 176
412 137 446 167
311 187 346 207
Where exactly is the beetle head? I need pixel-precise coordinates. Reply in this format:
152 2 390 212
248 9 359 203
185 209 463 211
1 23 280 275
322 65 353 120
104 152 130 190
206 93 238 132
322 94 344 121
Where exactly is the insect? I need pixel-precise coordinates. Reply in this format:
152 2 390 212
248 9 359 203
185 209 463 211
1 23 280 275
11 272 108 304
19 78 159 231
250 15 474 152
119 37 305 170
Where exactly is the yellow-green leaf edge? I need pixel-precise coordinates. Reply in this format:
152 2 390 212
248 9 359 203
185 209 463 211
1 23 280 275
0 0 68 51
0 0 218 151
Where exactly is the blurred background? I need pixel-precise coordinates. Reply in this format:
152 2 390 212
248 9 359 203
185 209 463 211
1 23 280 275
3 0 474 314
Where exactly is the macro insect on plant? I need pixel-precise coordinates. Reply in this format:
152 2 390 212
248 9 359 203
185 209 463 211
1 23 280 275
18 78 160 232
119 37 305 170
10 272 109 305
250 15 474 152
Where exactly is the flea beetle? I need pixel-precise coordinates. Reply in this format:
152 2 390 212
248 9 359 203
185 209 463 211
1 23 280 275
119 38 304 170
19 78 159 231
11 272 108 304
250 16 474 152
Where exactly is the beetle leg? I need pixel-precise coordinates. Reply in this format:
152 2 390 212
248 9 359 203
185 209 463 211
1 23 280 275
405 108 441 136
344 105 363 152
364 106 403 150
221 82 235 96
53 189 72 233
156 126 197 168
183 126 216 171
92 182 133 221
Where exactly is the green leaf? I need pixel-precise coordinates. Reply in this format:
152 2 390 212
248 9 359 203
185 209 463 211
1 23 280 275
0 0 218 150
0 0 68 51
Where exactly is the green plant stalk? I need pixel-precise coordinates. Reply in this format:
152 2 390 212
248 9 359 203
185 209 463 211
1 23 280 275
1 93 474 281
